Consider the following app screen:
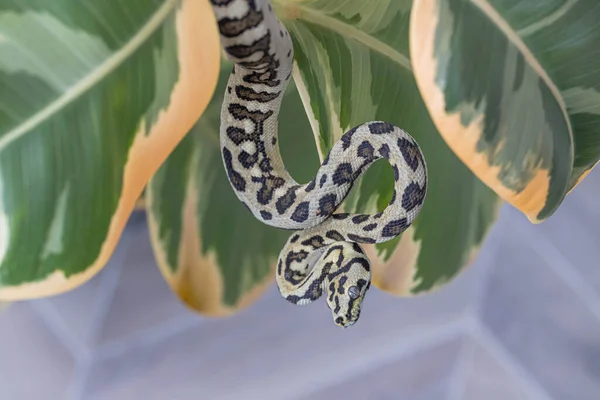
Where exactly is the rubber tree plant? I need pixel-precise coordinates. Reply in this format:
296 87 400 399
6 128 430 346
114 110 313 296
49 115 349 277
0 0 598 318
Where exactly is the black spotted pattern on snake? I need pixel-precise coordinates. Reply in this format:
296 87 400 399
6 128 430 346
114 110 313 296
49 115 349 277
210 0 428 328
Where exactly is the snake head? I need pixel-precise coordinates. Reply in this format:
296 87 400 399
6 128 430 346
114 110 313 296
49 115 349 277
325 253 371 329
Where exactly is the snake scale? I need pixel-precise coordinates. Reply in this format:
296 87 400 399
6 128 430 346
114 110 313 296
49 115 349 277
210 0 428 328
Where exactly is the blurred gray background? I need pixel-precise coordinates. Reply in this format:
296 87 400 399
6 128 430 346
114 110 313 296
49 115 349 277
0 168 599 400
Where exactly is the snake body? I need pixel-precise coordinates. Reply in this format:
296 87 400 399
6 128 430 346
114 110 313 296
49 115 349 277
210 0 428 328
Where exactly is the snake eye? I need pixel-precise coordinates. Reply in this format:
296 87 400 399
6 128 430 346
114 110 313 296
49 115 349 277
348 285 360 299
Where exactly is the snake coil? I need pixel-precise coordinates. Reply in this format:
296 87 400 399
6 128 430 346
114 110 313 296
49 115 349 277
210 0 428 328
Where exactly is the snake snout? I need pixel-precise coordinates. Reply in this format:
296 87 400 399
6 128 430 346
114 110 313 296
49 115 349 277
333 306 362 328
334 316 355 328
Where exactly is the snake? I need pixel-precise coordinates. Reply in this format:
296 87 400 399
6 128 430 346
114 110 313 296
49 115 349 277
210 0 428 328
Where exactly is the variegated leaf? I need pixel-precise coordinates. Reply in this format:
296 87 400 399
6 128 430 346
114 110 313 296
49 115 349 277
410 0 600 223
146 61 321 315
0 0 220 300
275 0 501 295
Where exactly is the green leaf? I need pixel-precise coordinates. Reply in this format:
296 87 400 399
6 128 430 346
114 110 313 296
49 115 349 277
276 0 500 294
0 0 220 300
146 61 321 315
410 0 600 222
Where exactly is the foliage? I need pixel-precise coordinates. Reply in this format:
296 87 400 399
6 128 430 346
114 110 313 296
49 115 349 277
411 0 600 223
0 0 220 299
1 0 597 318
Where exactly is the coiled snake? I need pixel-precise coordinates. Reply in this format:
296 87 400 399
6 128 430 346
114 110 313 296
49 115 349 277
210 0 428 328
